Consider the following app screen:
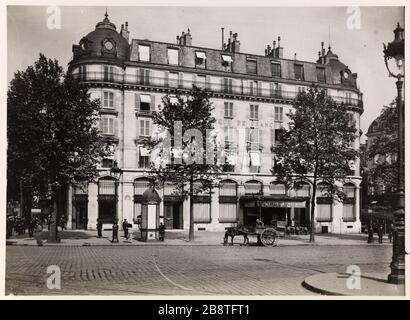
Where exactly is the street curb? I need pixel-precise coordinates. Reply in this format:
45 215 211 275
6 242 389 247
301 280 342 296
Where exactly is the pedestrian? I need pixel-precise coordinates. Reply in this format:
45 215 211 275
6 216 13 239
256 218 264 228
34 222 43 247
96 219 103 238
112 220 119 243
158 222 165 241
389 223 394 243
122 219 129 240
378 224 384 244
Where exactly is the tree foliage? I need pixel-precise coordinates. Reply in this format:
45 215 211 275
7 54 110 240
146 85 223 240
365 100 398 193
273 84 358 241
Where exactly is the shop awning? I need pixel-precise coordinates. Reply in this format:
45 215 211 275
139 146 149 156
195 51 206 59
249 152 260 167
140 94 151 103
169 96 178 104
222 55 233 62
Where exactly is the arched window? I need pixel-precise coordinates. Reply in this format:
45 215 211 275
219 180 238 223
245 180 263 195
269 181 286 195
219 180 237 197
316 182 332 222
343 183 356 222
134 178 151 195
296 183 310 197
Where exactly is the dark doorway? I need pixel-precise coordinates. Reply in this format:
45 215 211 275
75 202 88 229
244 208 259 226
164 202 183 229
261 207 286 226
294 208 307 227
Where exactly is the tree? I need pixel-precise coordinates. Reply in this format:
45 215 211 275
273 84 358 242
366 101 398 195
7 54 110 242
146 86 223 241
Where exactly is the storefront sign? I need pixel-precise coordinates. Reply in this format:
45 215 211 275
244 201 306 208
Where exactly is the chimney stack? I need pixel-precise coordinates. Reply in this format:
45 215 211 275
221 27 225 50
120 21 130 41
176 28 192 46
274 36 283 58
225 31 240 53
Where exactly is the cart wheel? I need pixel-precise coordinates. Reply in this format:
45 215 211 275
260 228 278 247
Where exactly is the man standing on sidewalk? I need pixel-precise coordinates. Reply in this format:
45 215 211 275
122 219 129 240
377 224 384 244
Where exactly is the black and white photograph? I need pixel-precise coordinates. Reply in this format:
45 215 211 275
3 2 407 299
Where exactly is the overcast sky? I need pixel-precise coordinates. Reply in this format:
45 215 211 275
7 6 404 141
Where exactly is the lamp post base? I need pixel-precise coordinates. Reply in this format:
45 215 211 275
388 271 405 285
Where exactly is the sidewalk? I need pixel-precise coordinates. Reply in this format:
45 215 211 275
6 229 393 247
302 272 405 296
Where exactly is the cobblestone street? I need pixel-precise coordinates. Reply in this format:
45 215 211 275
6 244 392 296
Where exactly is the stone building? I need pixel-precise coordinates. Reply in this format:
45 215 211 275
66 13 363 233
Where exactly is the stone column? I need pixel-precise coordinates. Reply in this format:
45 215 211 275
211 189 219 226
237 184 245 225
122 181 134 224
88 183 98 230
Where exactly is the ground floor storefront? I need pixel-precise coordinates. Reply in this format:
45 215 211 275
64 171 362 234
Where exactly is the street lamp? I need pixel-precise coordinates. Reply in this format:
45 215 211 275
110 161 122 222
383 23 405 285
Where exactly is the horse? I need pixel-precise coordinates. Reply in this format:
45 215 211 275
223 227 249 246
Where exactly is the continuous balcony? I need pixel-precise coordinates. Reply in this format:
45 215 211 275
73 71 363 110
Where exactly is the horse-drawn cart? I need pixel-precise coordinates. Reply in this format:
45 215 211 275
223 225 280 247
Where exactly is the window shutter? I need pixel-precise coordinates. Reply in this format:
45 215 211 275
257 81 262 96
101 90 105 108
145 69 150 85
135 68 140 84
245 128 250 143
99 117 104 133
145 120 149 136
113 118 118 137
150 94 155 111
178 73 184 88
114 91 120 110
192 74 197 88
242 80 248 95
135 93 140 110
221 78 225 92
164 71 169 87
139 68 145 84
206 75 211 90
139 120 144 137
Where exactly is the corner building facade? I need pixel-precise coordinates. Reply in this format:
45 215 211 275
67 14 363 233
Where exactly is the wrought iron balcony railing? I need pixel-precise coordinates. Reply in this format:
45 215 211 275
72 71 362 107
